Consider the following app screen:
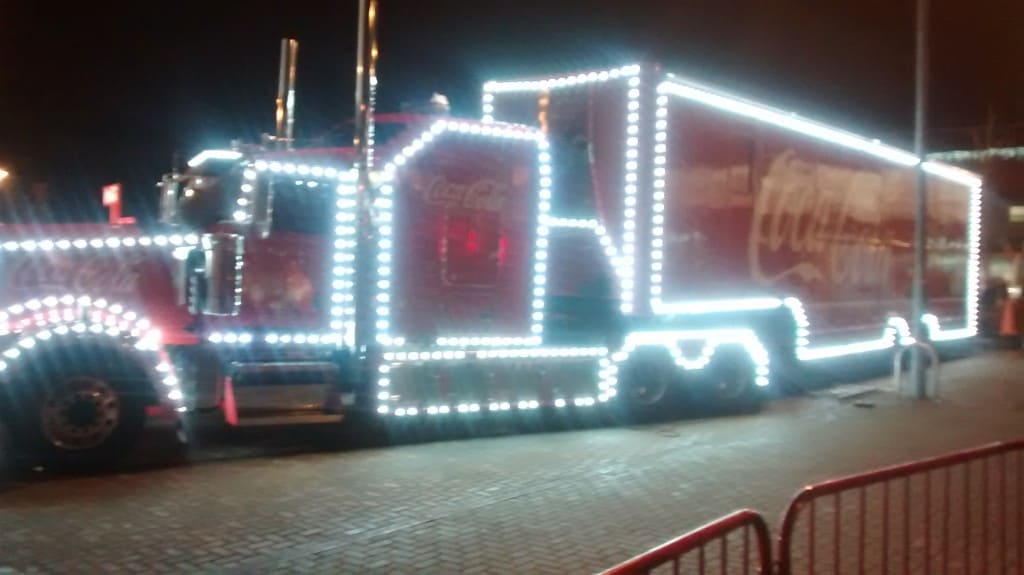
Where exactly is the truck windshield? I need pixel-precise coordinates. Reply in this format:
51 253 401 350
270 178 333 235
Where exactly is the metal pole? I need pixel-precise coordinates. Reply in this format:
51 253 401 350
353 0 379 355
911 0 930 399
285 39 299 150
275 39 289 149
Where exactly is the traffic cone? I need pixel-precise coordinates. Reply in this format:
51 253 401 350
1000 298 1018 340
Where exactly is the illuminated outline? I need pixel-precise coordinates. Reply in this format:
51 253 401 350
0 295 183 410
483 64 643 314
373 120 550 349
214 163 359 347
650 77 983 359
377 346 608 415
606 328 772 390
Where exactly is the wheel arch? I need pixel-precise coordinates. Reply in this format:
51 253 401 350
0 295 182 415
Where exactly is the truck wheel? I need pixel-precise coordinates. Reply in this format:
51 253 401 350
3 346 147 468
695 346 762 413
614 347 680 421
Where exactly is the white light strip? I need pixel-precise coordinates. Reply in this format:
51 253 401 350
253 160 356 182
533 218 631 302
928 146 1024 162
887 317 917 346
234 164 257 223
922 162 984 188
922 314 976 342
620 73 643 314
789 298 905 360
372 120 551 410
966 185 983 336
482 64 642 98
657 80 921 167
541 216 599 229
187 149 243 168
222 163 358 348
654 297 785 315
1 234 200 253
331 178 359 347
373 120 548 351
385 397 578 417
651 294 973 361
650 93 670 309
652 75 982 357
377 346 607 416
435 336 542 348
0 296 181 408
610 328 771 388
797 336 895 361
383 346 607 363
482 65 643 315
207 332 343 346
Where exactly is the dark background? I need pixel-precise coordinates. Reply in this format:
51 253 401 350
1 0 1021 221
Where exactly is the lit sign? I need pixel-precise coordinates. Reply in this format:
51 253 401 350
102 184 121 207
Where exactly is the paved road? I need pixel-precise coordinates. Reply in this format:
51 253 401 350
1 349 1023 574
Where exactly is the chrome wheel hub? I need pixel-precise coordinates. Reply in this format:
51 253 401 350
41 376 120 451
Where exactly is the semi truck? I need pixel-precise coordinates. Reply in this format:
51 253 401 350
0 59 981 464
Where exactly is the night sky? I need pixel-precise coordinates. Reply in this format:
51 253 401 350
1 0 1021 221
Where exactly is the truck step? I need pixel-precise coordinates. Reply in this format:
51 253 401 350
230 361 341 386
231 410 344 427
224 362 345 427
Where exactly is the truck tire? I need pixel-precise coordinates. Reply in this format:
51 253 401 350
1 344 148 468
614 347 681 421
693 345 763 413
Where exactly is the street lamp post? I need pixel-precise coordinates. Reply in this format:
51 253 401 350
910 0 930 399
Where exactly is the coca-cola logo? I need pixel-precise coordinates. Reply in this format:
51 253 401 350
748 151 898 287
7 255 142 295
421 175 508 212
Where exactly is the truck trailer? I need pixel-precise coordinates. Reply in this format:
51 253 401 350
0 63 981 464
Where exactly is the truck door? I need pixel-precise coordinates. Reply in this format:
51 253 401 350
240 177 331 332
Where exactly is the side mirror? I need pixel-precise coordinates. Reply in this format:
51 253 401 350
251 176 275 239
201 232 244 316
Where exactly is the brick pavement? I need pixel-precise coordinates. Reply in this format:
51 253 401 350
0 349 1022 574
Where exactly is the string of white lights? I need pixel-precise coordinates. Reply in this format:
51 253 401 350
1 234 200 253
606 328 772 391
331 178 359 347
0 296 182 410
377 346 606 416
651 75 982 359
373 120 549 348
368 120 552 412
482 64 643 314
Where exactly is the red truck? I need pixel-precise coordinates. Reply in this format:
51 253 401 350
0 63 981 465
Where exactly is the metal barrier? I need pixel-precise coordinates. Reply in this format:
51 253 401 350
600 509 773 575
892 341 940 398
776 439 1024 574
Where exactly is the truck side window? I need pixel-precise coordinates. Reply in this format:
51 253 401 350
549 132 597 219
544 93 597 220
441 209 502 286
269 179 333 235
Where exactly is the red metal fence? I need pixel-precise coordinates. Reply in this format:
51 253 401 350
776 439 1024 575
602 440 1024 575
600 509 773 575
